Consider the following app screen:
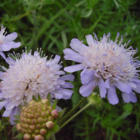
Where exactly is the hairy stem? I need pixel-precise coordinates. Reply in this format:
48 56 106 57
58 97 86 125
59 102 92 129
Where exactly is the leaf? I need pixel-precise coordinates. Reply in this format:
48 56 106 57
52 99 57 109
47 93 51 105
8 54 16 60
58 108 66 120
52 124 59 133
14 115 20 120
32 95 38 101
14 133 24 139
46 131 52 139
38 94 42 101
12 125 17 132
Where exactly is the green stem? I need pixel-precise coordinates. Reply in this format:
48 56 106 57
2 115 8 140
12 11 31 21
51 133 56 140
58 97 86 125
59 102 92 129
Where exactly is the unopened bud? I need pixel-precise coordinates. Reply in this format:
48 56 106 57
38 117 43 123
44 118 48 122
41 112 47 117
51 110 59 119
29 125 36 131
32 119 37 124
48 116 53 121
35 130 40 135
42 123 46 128
21 106 26 111
30 114 34 119
16 123 21 131
23 133 31 140
29 100 35 104
24 124 29 129
48 106 53 111
41 99 49 104
46 121 54 129
35 134 44 140
35 113 40 118
36 124 41 129
40 128 47 135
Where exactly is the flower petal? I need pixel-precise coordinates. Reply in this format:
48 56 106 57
81 69 94 84
0 71 4 79
60 74 75 81
57 89 73 99
98 79 106 98
70 38 88 53
4 32 18 42
132 83 140 93
0 42 21 51
64 48 84 63
61 82 74 88
10 107 20 125
52 55 60 64
64 64 84 73
3 109 13 117
105 79 110 88
130 92 137 103
80 80 95 97
116 81 131 94
107 86 119 105
122 92 130 103
0 52 6 60
54 93 63 99
0 100 8 110
11 42 21 48
85 35 95 47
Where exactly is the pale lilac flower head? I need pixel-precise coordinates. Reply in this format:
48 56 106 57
0 49 74 124
0 25 21 58
64 33 140 105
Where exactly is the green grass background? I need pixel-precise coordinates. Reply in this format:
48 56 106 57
0 0 140 140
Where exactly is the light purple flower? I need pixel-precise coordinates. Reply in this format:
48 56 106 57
0 50 74 124
0 25 21 59
64 33 140 105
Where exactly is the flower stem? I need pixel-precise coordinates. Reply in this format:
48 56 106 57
51 133 56 140
59 102 92 129
58 97 86 125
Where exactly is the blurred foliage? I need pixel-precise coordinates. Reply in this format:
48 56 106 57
0 0 140 140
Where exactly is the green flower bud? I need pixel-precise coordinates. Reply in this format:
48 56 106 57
32 119 37 124
29 125 36 131
42 123 46 128
41 112 47 118
29 100 36 105
38 117 44 123
35 134 44 140
51 110 59 119
36 124 41 129
23 133 31 140
46 121 54 129
48 116 53 121
40 129 47 135
35 130 40 135
16 98 60 139
41 99 49 104
35 113 40 118
16 123 21 131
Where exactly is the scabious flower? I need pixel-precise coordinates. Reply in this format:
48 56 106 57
0 50 74 124
64 33 140 105
0 25 21 58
